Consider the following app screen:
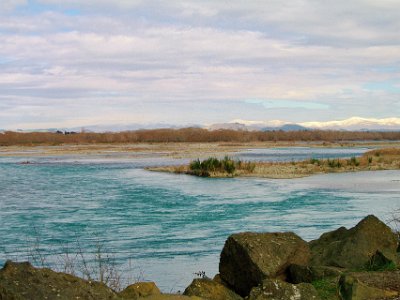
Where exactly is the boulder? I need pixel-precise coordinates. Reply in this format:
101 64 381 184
212 273 234 289
119 281 160 298
287 264 343 283
219 232 310 296
247 278 320 300
309 215 399 269
0 260 120 300
212 274 225 285
183 278 242 300
339 271 400 300
138 295 204 300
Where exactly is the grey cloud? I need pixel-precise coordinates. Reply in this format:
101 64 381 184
38 0 143 9
173 0 400 46
7 1 400 47
0 0 26 13
1 1 399 129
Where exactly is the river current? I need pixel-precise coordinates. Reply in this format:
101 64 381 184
1 147 399 291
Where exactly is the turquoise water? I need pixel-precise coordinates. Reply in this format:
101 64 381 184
1 147 399 291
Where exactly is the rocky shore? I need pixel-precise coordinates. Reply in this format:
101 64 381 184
1 215 399 300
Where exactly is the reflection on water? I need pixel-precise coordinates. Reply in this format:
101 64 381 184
0 147 399 291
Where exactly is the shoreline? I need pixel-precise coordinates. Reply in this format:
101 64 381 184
1 142 399 179
147 164 400 179
1 215 399 299
1 140 400 157
148 148 400 179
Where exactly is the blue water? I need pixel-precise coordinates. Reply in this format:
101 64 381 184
0 147 399 291
232 146 369 161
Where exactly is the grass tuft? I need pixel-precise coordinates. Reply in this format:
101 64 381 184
312 278 338 300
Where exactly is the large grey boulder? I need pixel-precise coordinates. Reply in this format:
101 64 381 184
309 215 399 269
219 232 310 296
247 278 320 300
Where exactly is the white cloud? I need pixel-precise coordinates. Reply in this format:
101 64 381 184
0 0 27 13
0 1 400 129
38 0 143 10
0 23 399 100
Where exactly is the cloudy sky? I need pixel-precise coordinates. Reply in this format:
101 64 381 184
1 0 400 129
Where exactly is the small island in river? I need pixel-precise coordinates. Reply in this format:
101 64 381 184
148 148 400 179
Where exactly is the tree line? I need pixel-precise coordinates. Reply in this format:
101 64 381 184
1 128 400 146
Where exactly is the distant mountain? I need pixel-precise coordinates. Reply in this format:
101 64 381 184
208 122 251 131
208 122 308 131
70 123 186 132
208 117 400 132
5 117 400 133
299 117 400 131
272 124 308 131
14 123 202 133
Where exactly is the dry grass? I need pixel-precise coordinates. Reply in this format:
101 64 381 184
149 148 400 179
2 128 400 146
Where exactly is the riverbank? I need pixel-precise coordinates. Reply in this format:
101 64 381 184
1 129 400 147
1 215 399 299
148 148 400 179
1 141 400 158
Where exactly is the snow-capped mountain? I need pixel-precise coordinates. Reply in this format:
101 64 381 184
208 117 400 131
300 117 400 131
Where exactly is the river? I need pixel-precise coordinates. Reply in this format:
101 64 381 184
0 146 399 291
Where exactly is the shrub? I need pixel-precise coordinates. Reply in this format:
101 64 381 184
188 156 257 176
310 158 321 165
244 161 256 172
189 159 201 170
350 156 360 167
348 156 360 166
222 156 236 174
312 278 338 300
25 230 126 291
327 159 342 168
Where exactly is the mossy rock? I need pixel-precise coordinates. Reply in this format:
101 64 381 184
219 232 310 296
338 271 400 300
312 277 339 300
183 278 242 300
0 260 120 300
247 278 320 300
287 264 344 284
119 281 161 299
309 215 399 270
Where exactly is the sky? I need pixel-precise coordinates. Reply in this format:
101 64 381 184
0 0 400 130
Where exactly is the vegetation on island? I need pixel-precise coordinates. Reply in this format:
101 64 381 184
151 148 400 178
2 128 400 146
188 156 255 177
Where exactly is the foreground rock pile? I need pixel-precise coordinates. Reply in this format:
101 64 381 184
1 215 399 300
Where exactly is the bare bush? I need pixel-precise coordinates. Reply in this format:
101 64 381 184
390 209 400 239
2 128 400 146
24 231 134 291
